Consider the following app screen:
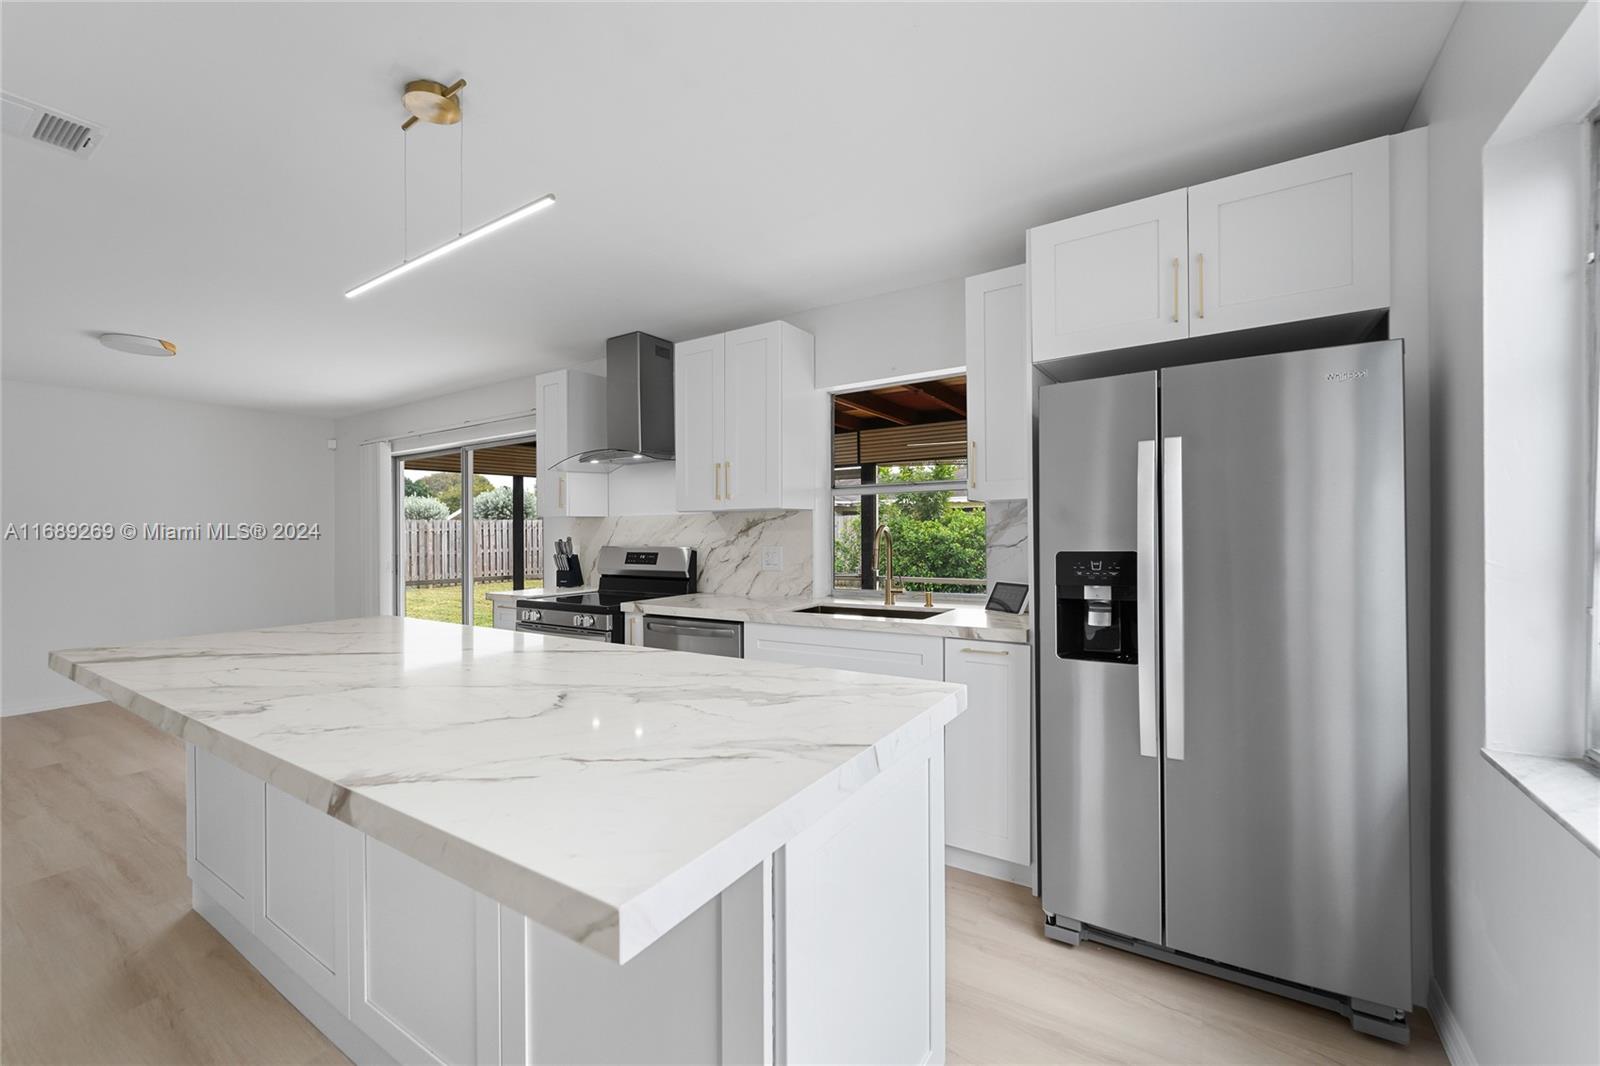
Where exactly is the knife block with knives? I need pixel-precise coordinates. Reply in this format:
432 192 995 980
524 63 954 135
553 537 584 588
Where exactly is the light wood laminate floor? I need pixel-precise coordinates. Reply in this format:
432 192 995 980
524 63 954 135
3 703 1446 1065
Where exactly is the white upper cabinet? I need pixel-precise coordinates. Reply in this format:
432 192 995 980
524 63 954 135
536 369 608 518
721 323 784 509
965 266 1030 501
1027 136 1393 360
674 321 823 513
1028 190 1190 360
674 334 723 511
1188 136 1390 336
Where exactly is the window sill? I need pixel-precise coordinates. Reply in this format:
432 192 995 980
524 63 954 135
1481 748 1600 858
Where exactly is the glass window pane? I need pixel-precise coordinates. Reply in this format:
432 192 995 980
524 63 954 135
400 452 466 623
466 441 541 628
834 489 986 594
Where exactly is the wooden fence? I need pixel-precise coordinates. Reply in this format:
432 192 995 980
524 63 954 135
404 520 543 586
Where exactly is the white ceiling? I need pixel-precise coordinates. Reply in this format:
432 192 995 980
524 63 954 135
1 2 1460 418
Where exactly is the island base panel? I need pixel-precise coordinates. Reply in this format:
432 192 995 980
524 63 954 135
187 742 946 1064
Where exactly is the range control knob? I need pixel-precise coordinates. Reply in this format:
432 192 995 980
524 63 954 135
522 609 542 623
576 614 594 628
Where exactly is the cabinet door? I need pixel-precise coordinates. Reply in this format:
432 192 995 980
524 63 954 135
965 266 1030 501
1028 189 1189 360
721 323 783 510
492 604 516 631
188 745 262 930
674 334 724 511
1188 136 1389 336
348 836 501 1066
942 641 1031 866
259 785 349 1007
744 623 944 680
536 372 569 517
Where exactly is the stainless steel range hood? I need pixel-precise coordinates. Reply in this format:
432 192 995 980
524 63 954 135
552 332 675 473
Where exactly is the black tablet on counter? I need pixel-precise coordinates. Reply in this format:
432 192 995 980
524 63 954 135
984 581 1029 614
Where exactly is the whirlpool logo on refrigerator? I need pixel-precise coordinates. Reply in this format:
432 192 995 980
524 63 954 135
1325 369 1369 383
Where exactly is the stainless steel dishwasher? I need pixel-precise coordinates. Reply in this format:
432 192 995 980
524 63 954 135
640 615 744 658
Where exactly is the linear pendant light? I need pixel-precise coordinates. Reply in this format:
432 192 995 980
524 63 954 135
346 74 556 299
345 193 555 299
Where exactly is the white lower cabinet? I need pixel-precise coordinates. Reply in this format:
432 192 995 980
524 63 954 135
743 623 944 680
187 735 948 1065
942 640 1032 870
188 745 262 929
347 836 502 1066
493 604 517 631
261 784 349 1007
742 624 1033 875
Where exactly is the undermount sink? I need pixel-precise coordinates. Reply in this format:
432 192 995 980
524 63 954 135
792 604 946 620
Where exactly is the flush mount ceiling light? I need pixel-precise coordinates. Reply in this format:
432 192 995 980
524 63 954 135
99 333 176 357
345 75 556 299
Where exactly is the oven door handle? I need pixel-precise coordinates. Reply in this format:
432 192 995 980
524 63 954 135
642 618 737 639
516 622 611 641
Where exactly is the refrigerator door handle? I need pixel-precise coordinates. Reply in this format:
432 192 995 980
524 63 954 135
1136 439 1159 758
1162 436 1186 760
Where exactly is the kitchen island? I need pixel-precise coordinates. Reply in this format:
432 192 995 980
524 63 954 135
49 617 965 1065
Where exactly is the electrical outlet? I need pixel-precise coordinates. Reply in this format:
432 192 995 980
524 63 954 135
761 546 783 572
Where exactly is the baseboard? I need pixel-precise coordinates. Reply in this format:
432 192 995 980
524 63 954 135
192 884 394 1066
945 845 1031 886
1429 978 1477 1066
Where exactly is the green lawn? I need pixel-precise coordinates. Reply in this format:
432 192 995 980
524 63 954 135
404 579 541 627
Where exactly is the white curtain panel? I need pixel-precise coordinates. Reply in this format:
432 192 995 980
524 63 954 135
361 440 395 616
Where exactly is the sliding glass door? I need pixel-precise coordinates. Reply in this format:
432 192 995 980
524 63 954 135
396 437 540 627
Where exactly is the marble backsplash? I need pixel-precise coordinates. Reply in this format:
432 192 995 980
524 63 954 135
563 509 814 598
560 499 1026 605
985 499 1030 594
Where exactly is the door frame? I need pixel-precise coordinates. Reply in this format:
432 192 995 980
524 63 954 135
391 433 539 623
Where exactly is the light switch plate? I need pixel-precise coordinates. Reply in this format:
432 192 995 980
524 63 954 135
760 546 783 572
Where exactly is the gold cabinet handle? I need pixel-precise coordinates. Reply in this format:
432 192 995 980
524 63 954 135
961 646 1011 656
1172 257 1180 322
714 462 721 501
724 460 731 500
558 475 565 509
1196 253 1205 319
969 440 978 490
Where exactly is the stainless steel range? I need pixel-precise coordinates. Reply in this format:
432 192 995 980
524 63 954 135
515 546 696 643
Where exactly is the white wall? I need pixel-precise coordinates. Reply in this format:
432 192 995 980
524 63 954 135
1 380 336 714
1406 3 1600 1062
788 278 967 390
1483 121 1594 756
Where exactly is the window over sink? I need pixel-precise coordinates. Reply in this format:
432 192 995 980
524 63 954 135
830 376 986 597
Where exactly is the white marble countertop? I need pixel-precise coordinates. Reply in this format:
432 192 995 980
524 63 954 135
49 617 964 963
622 593 1031 645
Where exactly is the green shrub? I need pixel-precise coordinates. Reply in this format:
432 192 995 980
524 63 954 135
404 496 449 520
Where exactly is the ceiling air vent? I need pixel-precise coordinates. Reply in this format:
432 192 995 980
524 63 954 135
1 91 103 157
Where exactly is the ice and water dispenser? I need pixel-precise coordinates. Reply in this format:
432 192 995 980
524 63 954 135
1055 551 1138 663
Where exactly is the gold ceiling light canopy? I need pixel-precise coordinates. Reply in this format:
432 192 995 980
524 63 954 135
400 77 465 131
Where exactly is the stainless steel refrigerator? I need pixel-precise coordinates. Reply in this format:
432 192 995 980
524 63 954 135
1036 340 1411 1039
